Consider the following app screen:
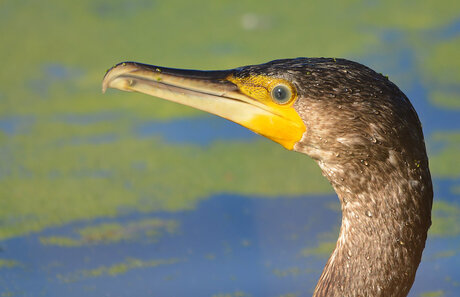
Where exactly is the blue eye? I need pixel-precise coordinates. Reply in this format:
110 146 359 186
271 84 292 104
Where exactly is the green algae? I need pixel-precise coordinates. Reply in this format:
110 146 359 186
423 37 460 85
300 241 336 258
429 91 460 109
430 200 460 238
241 239 251 247
429 132 460 177
58 257 181 282
432 250 457 259
205 253 216 260
0 259 21 269
0 116 331 240
1 292 22 297
300 221 339 258
272 267 301 278
212 291 251 297
420 290 445 297
358 1 460 30
40 218 179 246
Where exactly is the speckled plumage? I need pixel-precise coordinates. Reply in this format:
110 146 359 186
235 58 432 297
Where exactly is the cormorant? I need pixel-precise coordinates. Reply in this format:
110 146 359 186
102 58 433 297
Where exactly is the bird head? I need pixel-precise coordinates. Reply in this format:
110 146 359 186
102 59 307 150
102 58 433 297
102 58 425 167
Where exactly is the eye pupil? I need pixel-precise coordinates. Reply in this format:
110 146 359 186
274 87 286 99
271 85 291 103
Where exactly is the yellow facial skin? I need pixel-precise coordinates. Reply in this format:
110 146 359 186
226 75 305 150
102 63 306 150
227 75 298 107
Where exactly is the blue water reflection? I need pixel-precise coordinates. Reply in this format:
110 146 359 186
136 115 256 145
0 116 35 135
1 195 337 296
1 192 459 297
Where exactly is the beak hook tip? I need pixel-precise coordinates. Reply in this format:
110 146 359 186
102 62 132 94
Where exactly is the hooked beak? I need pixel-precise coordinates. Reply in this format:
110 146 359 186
102 62 305 150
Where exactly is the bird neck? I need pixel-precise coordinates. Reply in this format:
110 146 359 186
311 152 432 297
